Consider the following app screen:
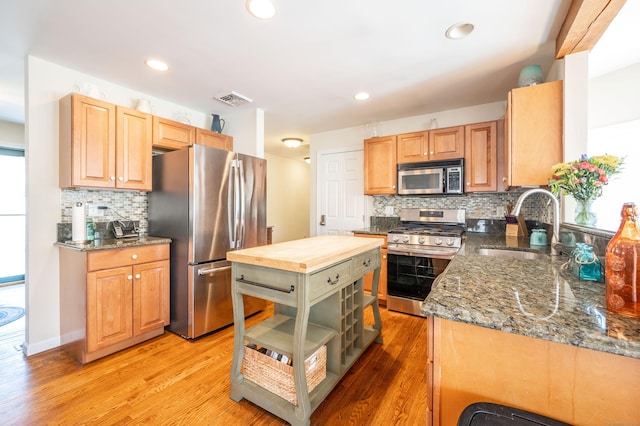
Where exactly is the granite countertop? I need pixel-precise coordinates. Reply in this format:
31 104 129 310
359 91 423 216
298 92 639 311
421 232 640 360
55 235 171 251
352 226 393 236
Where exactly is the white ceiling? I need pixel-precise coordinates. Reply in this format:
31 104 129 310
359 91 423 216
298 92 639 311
0 0 634 160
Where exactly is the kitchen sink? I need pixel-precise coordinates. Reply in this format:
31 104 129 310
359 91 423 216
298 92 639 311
475 247 550 260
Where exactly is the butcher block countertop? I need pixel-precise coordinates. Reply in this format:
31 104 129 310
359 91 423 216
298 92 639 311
227 235 383 274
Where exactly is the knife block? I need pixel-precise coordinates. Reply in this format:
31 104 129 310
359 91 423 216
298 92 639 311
505 215 528 237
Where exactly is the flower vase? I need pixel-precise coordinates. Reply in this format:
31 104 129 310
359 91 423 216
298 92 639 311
575 199 597 226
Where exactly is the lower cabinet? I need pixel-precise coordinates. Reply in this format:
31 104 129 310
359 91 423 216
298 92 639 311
354 233 387 305
60 244 170 364
428 317 640 426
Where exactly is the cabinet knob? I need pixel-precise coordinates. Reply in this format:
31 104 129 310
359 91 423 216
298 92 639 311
135 274 141 279
383 254 387 259
127 275 133 280
118 177 124 182
110 176 115 181
430 151 434 155
327 273 340 285
392 185 396 189
466 182 470 186
131 254 138 260
423 152 427 156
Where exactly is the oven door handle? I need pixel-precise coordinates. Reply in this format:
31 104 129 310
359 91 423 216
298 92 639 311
387 248 455 260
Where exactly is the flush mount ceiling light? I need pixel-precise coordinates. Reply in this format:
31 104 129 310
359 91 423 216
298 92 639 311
145 59 169 71
246 0 275 19
282 137 303 148
354 92 370 101
445 23 475 39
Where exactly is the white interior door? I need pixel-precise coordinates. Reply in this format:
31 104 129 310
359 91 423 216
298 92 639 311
317 149 365 236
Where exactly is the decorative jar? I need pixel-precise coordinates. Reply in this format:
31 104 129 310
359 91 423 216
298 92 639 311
569 243 602 282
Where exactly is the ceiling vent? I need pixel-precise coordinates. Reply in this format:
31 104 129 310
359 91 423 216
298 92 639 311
213 91 253 107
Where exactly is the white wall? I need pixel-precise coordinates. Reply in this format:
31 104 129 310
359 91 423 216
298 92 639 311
308 101 507 235
589 63 640 128
23 56 259 355
265 154 310 243
0 120 24 148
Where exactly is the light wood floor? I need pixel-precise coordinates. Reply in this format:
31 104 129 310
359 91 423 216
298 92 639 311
0 304 427 425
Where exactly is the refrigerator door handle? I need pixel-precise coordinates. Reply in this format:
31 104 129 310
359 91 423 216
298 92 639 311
237 160 246 249
229 159 241 249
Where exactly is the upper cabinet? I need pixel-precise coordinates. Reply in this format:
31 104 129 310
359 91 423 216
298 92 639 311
152 116 195 151
59 94 152 191
464 121 497 192
364 135 397 195
505 80 563 187
152 116 234 152
397 126 464 164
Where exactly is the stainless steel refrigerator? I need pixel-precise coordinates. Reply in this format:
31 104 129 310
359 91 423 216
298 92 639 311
149 144 267 339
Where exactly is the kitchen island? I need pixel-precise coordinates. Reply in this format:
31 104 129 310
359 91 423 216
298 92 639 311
421 232 640 425
227 235 383 426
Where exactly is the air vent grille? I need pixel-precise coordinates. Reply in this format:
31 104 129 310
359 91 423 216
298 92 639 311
213 91 253 107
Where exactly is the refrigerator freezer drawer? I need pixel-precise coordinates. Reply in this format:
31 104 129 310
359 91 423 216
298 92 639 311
189 261 265 338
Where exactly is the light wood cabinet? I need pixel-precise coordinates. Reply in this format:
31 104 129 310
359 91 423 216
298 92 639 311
354 233 387 305
60 244 170 364
505 80 563 187
195 128 234 151
464 121 497 192
428 317 640 426
429 126 465 160
397 126 464 164
59 94 152 191
364 135 397 195
152 116 195 151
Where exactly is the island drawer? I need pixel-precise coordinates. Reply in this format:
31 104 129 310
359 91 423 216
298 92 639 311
234 263 299 304
309 259 352 300
352 248 380 277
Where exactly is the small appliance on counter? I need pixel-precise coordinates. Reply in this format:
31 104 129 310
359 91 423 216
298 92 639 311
109 220 139 239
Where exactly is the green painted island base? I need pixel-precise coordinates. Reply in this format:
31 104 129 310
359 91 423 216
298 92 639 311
227 237 383 426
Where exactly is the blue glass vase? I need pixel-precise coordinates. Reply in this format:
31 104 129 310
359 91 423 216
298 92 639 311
570 243 603 282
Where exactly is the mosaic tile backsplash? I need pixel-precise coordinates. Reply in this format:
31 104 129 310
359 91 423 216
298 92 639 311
371 189 554 223
60 189 149 233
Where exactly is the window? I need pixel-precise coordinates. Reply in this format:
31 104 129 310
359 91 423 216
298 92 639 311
0 148 25 283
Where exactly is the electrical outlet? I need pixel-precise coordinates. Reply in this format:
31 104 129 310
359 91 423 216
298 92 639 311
385 206 394 216
88 205 104 217
496 206 505 217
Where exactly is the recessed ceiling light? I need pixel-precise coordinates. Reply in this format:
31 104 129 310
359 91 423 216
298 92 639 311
246 0 276 19
445 23 474 39
354 92 370 101
145 59 169 71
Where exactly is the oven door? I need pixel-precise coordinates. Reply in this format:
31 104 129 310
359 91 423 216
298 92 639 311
397 167 444 195
386 253 450 316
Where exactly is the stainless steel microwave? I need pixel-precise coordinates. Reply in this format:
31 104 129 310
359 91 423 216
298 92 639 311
397 159 464 195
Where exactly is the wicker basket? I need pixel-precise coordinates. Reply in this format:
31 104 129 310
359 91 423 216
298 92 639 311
243 345 327 405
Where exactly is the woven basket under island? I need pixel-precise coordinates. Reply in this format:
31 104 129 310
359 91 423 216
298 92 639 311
228 236 384 426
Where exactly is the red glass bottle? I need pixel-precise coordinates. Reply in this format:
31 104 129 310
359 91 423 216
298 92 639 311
605 203 640 317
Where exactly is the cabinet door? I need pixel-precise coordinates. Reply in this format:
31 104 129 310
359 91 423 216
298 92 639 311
87 266 133 352
196 128 234 151
464 121 497 192
397 131 428 163
507 80 563 186
133 260 170 336
65 94 117 188
364 136 397 195
116 107 152 191
429 126 464 160
152 116 195 151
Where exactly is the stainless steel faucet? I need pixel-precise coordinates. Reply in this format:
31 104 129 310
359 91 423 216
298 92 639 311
512 188 562 256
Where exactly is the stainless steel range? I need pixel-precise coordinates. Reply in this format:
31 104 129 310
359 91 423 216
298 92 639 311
386 208 465 316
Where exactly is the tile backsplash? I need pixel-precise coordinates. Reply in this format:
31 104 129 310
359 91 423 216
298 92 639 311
60 189 148 232
371 189 554 223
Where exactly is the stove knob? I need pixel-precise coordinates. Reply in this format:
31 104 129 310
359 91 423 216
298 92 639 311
402 235 410 243
435 238 443 246
418 237 425 245
392 235 400 243
446 238 455 246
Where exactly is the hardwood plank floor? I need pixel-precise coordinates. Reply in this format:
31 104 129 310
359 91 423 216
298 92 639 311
0 305 427 425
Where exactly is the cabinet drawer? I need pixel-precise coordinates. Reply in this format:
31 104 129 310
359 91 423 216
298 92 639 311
87 244 169 271
234 263 299 305
309 260 352 300
352 248 379 277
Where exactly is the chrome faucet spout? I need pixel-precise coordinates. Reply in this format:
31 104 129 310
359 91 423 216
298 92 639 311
512 188 562 256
